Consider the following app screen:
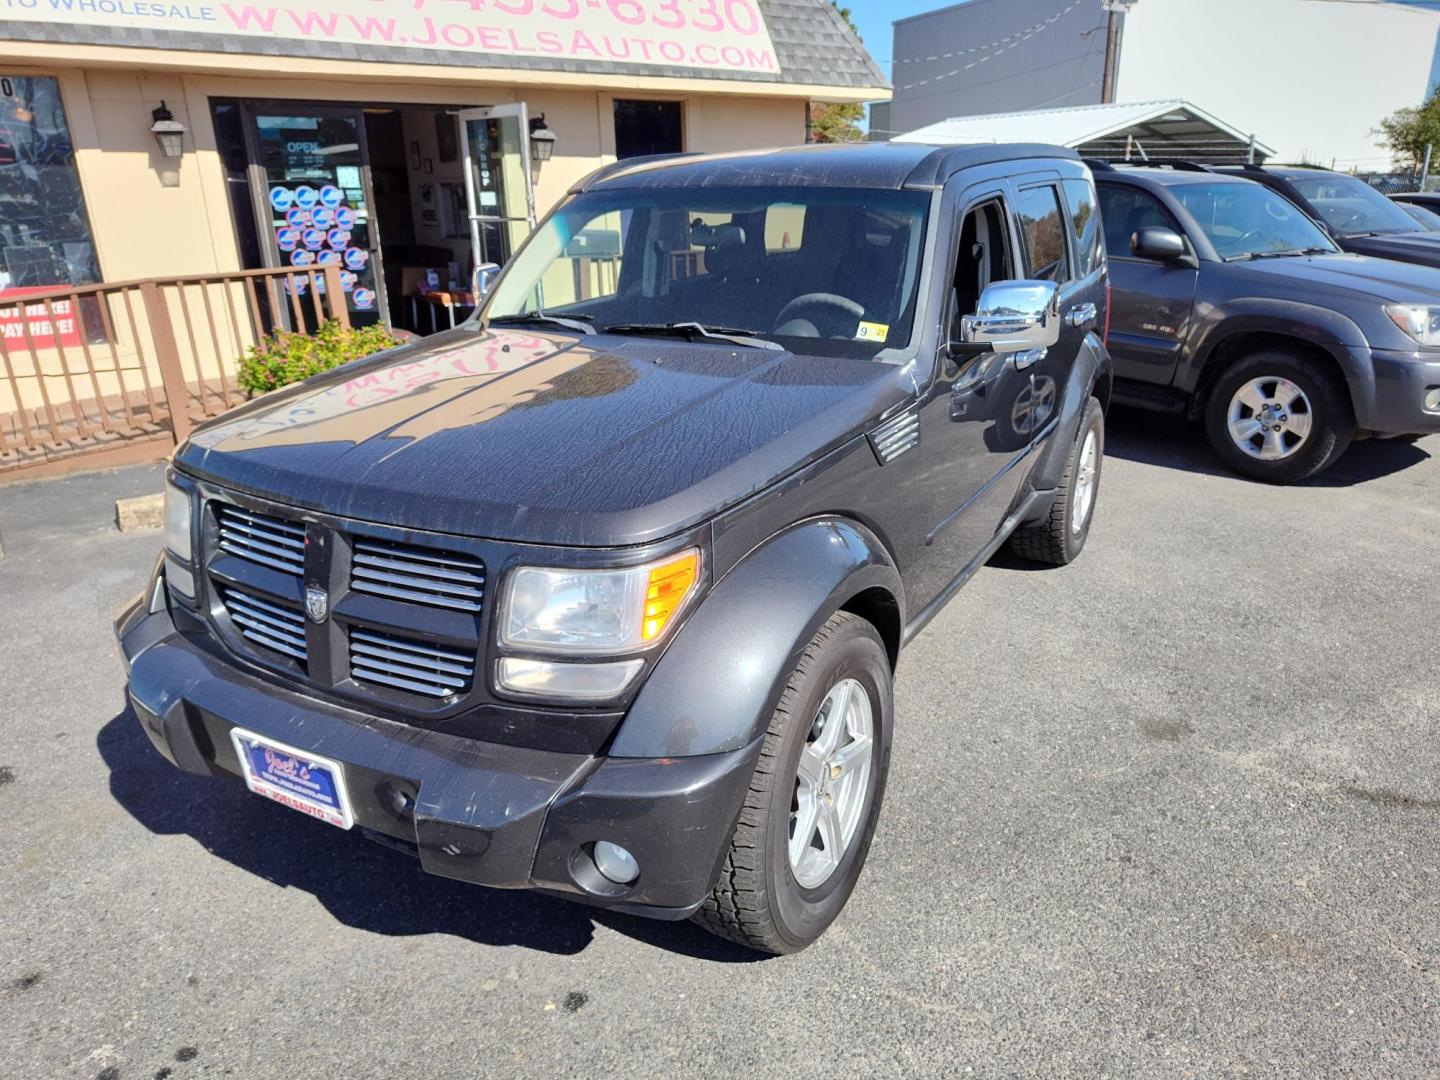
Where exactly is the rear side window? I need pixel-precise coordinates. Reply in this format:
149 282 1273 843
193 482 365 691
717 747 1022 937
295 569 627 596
1097 185 1179 258
1015 185 1071 282
1062 178 1102 276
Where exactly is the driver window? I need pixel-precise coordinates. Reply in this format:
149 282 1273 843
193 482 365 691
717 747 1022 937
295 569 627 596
952 200 1014 336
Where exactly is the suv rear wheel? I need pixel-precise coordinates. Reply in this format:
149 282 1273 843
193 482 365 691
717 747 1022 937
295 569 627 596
1009 395 1104 566
1204 350 1352 483
693 612 892 954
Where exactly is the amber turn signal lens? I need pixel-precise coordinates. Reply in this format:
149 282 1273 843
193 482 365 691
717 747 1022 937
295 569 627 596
641 551 699 641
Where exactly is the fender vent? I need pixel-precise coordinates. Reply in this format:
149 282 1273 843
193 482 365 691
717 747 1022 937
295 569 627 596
868 412 919 464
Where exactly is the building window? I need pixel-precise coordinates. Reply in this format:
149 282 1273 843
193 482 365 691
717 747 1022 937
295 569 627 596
0 75 99 294
613 100 683 160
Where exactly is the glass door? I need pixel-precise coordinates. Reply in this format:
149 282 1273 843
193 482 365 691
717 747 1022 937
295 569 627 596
243 103 383 325
457 104 536 272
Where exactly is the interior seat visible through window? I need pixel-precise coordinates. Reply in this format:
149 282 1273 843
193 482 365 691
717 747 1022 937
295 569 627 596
952 201 1012 338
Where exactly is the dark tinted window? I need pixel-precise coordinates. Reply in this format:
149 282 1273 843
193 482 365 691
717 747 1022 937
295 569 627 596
1016 185 1070 282
1097 185 1178 257
614 100 683 159
1062 178 1102 276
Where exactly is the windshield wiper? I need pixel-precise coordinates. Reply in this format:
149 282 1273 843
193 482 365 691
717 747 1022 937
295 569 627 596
603 321 783 351
487 311 596 335
1226 248 1325 262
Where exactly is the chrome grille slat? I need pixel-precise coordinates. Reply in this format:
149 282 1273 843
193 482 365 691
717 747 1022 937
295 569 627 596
351 539 485 613
349 627 475 698
216 504 305 576
220 587 307 664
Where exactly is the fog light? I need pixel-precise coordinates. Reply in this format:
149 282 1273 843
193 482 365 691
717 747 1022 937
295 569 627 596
496 657 643 701
1425 387 1440 413
593 841 639 885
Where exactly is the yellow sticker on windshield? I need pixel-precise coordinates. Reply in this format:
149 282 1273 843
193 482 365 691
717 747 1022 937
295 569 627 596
856 321 890 342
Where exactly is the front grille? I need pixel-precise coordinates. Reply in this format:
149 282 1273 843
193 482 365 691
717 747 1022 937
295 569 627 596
217 504 305 576
349 628 475 698
221 586 307 665
351 538 485 613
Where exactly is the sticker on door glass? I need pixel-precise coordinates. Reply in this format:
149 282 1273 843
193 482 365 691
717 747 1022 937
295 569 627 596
352 287 375 310
327 229 351 249
294 185 319 210
311 206 335 230
290 249 316 267
320 185 343 209
856 321 889 342
285 207 310 228
335 207 356 230
302 229 326 251
339 270 357 292
317 250 341 266
343 248 368 271
269 186 293 212
275 227 299 252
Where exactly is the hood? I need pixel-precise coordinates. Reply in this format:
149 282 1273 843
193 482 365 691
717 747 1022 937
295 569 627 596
1339 231 1440 268
1231 251 1440 304
178 326 909 546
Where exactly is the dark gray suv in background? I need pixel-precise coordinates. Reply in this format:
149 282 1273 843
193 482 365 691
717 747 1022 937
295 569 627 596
1094 163 1440 482
116 143 1113 954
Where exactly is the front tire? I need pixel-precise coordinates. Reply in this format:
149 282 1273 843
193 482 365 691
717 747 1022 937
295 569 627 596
1203 350 1352 483
1009 395 1104 566
693 612 892 955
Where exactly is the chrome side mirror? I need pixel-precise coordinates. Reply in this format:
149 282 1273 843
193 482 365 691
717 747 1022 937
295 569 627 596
956 280 1061 355
472 262 501 300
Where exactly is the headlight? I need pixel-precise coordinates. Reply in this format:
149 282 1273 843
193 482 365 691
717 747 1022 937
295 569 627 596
499 549 700 655
164 481 192 562
1385 304 1440 347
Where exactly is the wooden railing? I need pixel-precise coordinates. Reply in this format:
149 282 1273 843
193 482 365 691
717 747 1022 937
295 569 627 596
0 265 350 482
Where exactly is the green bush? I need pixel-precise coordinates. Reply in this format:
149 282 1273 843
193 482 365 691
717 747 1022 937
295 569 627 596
236 319 400 397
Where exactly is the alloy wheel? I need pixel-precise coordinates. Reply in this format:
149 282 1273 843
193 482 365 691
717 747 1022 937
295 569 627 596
789 678 874 889
1227 377 1313 461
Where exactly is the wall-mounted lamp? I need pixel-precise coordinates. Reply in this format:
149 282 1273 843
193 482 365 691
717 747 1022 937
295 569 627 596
528 113 557 163
150 101 186 158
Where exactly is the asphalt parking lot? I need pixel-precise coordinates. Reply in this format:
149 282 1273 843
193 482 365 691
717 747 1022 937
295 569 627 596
1 414 1437 1079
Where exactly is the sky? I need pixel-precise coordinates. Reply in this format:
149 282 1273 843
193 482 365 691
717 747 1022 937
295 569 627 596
841 0 948 81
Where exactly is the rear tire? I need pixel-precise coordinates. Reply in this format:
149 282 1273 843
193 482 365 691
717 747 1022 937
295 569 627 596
1009 395 1104 567
692 612 892 955
1203 350 1352 483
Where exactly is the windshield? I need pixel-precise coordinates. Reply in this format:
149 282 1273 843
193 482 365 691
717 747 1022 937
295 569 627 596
1290 173 1420 237
1171 181 1336 260
1398 201 1440 231
485 186 932 360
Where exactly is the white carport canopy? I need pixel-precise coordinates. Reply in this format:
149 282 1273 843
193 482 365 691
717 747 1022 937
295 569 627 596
894 100 1276 165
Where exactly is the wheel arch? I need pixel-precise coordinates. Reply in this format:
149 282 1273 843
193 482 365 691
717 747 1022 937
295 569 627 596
607 516 904 759
1183 311 1371 423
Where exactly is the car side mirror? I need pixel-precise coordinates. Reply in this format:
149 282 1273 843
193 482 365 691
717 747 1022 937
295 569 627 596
952 280 1061 356
472 262 502 300
1131 227 1195 266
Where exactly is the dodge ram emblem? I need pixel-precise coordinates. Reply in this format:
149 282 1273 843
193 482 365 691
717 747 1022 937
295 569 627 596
305 586 329 624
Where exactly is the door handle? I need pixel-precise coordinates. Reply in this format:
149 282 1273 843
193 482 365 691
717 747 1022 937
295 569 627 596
1065 302 1097 328
1009 347 1045 372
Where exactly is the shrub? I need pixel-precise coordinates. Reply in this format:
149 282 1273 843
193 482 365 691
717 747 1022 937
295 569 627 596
236 319 400 397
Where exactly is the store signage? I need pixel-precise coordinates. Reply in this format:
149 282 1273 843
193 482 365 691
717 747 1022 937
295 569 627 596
2 0 779 75
0 291 83 350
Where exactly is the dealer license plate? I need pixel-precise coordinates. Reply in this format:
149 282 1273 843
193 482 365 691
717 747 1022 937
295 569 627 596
229 728 354 830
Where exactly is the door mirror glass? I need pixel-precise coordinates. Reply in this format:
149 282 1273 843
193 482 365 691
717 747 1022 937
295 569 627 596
1131 226 1189 262
955 280 1061 355
472 262 501 300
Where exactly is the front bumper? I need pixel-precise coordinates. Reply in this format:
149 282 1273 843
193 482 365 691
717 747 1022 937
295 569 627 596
115 592 761 919
1350 347 1440 435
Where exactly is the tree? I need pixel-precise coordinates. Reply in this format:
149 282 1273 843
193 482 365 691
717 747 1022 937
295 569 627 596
809 3 866 144
1375 88 1440 171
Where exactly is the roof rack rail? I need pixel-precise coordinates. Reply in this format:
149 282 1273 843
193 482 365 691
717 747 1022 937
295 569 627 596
1138 158 1216 172
1082 158 1115 172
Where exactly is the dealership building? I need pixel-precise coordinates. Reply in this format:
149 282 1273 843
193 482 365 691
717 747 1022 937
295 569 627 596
0 0 887 326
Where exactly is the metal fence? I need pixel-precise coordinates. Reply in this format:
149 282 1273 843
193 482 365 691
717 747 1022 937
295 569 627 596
0 264 350 483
